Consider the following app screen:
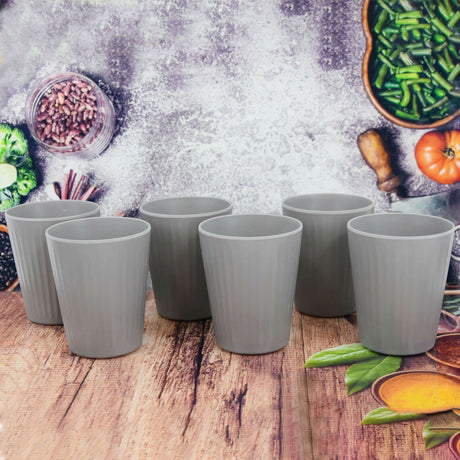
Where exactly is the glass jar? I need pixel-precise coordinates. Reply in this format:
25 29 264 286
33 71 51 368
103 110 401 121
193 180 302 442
25 72 115 159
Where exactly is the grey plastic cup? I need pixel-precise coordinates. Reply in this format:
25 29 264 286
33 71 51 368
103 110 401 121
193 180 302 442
140 197 232 321
282 193 374 317
199 214 302 354
348 213 455 356
5 200 100 325
46 217 151 358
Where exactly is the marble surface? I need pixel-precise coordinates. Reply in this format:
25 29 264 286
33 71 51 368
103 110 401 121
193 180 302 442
1 0 460 217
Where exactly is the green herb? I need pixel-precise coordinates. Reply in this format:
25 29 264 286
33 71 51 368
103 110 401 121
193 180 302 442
361 407 423 425
423 421 460 449
304 343 383 368
345 356 402 395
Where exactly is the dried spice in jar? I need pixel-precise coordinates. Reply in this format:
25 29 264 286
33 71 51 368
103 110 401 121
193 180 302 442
26 72 115 159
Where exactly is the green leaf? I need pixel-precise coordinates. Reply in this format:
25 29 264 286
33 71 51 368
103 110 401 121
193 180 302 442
361 407 423 425
304 343 383 368
423 421 460 450
345 355 402 395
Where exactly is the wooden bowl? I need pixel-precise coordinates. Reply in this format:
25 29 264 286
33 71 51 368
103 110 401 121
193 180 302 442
0 224 19 291
362 0 460 129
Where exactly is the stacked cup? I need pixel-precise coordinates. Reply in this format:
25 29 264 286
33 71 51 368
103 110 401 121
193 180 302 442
5 192 455 358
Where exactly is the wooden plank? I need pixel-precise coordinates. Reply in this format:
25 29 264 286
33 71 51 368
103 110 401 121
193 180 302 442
1 291 457 459
0 292 311 459
301 313 453 459
0 292 94 460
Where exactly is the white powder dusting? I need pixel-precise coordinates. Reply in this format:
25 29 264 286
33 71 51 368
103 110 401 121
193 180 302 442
1 0 459 218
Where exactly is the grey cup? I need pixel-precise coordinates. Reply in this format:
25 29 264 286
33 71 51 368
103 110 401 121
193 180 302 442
140 197 232 321
46 217 151 358
348 213 455 356
199 214 302 354
282 193 374 317
5 200 100 325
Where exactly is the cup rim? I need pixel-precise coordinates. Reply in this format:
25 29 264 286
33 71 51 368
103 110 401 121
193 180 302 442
140 196 232 219
45 216 151 244
282 193 374 215
5 200 99 222
347 212 454 240
198 214 303 241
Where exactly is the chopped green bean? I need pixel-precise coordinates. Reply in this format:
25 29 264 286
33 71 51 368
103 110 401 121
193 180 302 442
378 34 394 48
424 92 436 104
385 96 403 104
431 17 454 37
410 48 432 56
422 95 449 111
412 94 420 117
395 72 420 79
448 43 459 59
406 77 431 84
378 53 397 70
378 89 403 97
377 0 396 15
398 10 423 19
398 64 423 73
375 64 389 89
438 3 451 22
444 0 454 17
448 63 460 81
400 81 411 106
375 10 389 33
432 71 454 91
395 109 420 120
449 89 460 97
448 10 460 28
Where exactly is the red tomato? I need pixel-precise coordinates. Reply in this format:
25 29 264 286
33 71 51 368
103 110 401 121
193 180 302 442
415 130 460 184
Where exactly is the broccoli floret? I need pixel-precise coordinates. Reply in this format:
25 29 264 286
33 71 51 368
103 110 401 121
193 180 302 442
0 124 28 166
0 124 12 138
0 186 21 211
16 168 37 196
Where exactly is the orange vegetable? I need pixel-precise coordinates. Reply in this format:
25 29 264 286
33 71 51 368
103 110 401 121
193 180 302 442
415 130 460 184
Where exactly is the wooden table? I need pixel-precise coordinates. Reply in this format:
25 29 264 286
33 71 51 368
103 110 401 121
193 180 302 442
0 291 455 459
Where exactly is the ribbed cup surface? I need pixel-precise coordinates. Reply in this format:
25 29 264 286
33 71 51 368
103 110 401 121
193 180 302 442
348 214 454 355
199 216 302 354
5 201 99 325
140 198 232 321
46 218 150 358
283 194 373 317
